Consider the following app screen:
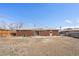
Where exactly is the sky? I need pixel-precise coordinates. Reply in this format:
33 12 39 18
0 3 79 28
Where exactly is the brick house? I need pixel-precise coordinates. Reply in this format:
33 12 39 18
16 28 59 36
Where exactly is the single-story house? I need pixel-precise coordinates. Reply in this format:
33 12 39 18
16 28 59 36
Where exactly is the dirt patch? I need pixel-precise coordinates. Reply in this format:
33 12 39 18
0 36 79 56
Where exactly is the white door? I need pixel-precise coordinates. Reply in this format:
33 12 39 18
50 32 52 36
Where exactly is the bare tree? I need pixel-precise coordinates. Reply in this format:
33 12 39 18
0 21 7 29
8 23 15 30
8 21 24 30
15 22 24 29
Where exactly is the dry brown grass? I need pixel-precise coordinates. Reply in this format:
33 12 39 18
0 36 79 56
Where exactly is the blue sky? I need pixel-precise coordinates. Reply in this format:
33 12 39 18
0 3 79 28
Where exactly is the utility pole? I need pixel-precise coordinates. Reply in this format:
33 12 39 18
33 24 36 36
60 26 62 31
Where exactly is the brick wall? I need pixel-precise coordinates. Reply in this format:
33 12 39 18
16 30 33 36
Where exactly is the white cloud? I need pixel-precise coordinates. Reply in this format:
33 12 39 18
77 20 79 23
65 19 72 24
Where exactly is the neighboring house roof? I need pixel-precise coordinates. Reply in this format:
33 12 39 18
60 28 79 32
